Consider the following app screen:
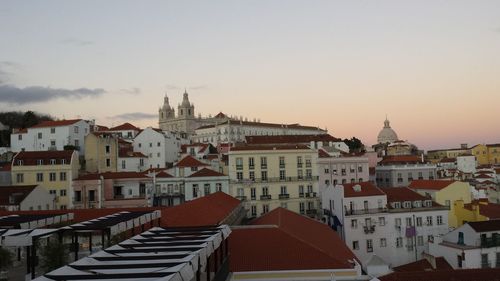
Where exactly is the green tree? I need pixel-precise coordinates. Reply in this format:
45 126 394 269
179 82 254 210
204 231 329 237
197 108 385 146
39 240 69 273
343 137 365 153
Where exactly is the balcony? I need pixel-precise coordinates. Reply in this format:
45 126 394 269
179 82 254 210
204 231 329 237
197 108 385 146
260 195 272 200
113 194 124 199
231 176 319 184
249 165 255 170
278 194 289 200
279 164 285 169
305 192 317 198
480 237 500 248
261 164 267 169
363 225 376 234
235 196 247 201
297 163 303 168
236 165 243 170
344 207 388 216
481 262 491 268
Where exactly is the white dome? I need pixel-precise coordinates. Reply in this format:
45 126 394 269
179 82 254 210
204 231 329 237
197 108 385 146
377 118 398 144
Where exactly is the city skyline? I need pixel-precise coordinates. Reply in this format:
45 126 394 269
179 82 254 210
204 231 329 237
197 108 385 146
1 1 499 150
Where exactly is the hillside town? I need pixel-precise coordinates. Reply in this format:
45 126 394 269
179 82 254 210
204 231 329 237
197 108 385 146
0 92 499 280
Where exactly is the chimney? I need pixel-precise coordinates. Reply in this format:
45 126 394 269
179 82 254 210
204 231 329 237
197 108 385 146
461 143 468 149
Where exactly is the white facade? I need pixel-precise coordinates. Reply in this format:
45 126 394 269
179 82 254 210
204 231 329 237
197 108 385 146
318 155 370 188
457 155 477 174
10 119 90 155
133 127 187 169
429 222 500 269
322 184 449 268
117 155 147 172
194 120 326 146
376 162 437 188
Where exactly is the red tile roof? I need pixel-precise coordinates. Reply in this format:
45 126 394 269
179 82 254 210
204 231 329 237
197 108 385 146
318 148 331 158
188 168 225 178
464 202 500 219
342 182 385 198
196 120 324 131
379 268 500 281
180 143 209 153
383 187 437 205
156 171 174 178
30 119 82 128
214 112 227 118
108 122 140 131
379 155 423 165
163 192 240 227
230 208 357 272
409 180 456 191
0 185 38 206
245 134 340 145
230 144 310 151
440 157 456 163
469 220 500 232
393 257 452 272
174 155 209 167
13 150 75 166
118 151 147 158
475 174 494 179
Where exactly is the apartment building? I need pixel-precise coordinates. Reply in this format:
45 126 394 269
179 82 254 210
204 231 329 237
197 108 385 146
376 155 437 188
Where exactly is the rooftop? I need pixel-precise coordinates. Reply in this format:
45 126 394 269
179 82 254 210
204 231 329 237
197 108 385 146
108 122 140 131
30 119 82 128
468 220 500 232
383 187 440 206
230 144 311 152
75 171 149 181
0 185 38 206
13 150 75 166
245 134 340 145
379 268 500 281
464 201 500 219
230 208 357 272
196 119 324 131
379 155 424 165
392 257 452 272
188 168 225 178
409 180 456 191
342 182 385 198
174 155 209 168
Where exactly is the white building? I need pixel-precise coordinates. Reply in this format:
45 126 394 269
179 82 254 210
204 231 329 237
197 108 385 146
104 122 141 139
117 151 147 172
11 119 90 155
322 182 449 269
429 220 500 269
317 151 370 188
0 185 54 211
457 155 477 174
132 127 188 169
375 155 437 188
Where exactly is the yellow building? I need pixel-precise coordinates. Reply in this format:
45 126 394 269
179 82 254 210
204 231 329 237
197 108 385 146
84 132 119 173
11 150 79 209
409 180 471 228
471 143 500 166
454 199 500 227
228 144 319 218
427 145 470 164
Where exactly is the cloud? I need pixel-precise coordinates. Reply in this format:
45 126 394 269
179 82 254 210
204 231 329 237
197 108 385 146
0 61 17 84
0 85 105 104
165 84 179 90
119 87 141 95
60 38 94 46
189 85 209 90
110 112 157 120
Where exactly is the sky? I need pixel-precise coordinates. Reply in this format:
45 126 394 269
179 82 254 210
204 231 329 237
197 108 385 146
0 0 499 150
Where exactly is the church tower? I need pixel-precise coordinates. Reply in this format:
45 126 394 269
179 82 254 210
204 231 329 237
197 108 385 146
177 90 195 119
159 94 175 123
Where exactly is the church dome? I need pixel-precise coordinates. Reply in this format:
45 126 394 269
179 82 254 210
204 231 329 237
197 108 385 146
181 91 191 107
377 118 398 144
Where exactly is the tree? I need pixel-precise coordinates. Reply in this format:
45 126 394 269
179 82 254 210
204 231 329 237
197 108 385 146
343 137 365 153
39 240 69 273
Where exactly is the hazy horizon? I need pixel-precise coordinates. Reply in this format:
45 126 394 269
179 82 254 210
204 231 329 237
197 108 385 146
1 1 499 151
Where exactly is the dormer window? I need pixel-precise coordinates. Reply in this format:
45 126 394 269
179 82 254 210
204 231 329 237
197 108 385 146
50 159 56 165
424 200 432 207
413 201 421 208
61 159 66 165
393 202 401 209
37 159 43 165
403 201 412 208
17 160 23 166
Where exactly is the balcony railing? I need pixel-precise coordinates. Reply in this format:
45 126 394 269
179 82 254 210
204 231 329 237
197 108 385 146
299 193 305 198
231 176 319 184
480 237 500 248
249 165 255 170
279 194 290 200
344 207 388 216
236 165 243 170
279 164 285 169
261 164 267 169
481 261 491 268
305 192 317 198
235 196 247 201
260 195 272 200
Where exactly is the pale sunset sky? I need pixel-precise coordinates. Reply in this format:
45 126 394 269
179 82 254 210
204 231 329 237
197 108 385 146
0 1 499 150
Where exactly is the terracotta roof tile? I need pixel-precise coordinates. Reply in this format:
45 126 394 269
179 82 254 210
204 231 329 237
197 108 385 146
175 155 209 167
440 157 456 163
379 155 423 165
13 150 75 166
118 151 147 158
0 185 38 206
196 120 325 131
383 187 439 205
188 168 225 178
475 174 494 179
393 257 452 272
30 119 82 128
468 220 500 232
156 171 174 178
464 201 500 219
409 180 456 191
108 122 140 131
245 134 340 145
230 144 311 151
230 208 356 272
318 149 331 158
75 171 148 181
342 182 385 198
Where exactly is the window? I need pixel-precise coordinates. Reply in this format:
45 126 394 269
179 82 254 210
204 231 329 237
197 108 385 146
279 170 286 180
60 189 66 196
305 158 311 168
216 183 222 192
74 139 79 147
88 190 95 202
261 171 268 181
426 216 433 226
236 157 243 170
121 160 126 169
149 143 152 147
74 191 82 202
260 157 267 169
204 184 211 196
380 238 387 247
191 166 198 172
236 188 244 197
379 217 385 226
248 157 254 169
236 172 243 181
358 165 363 172
36 173 44 182
105 145 110 154
249 171 255 181
416 217 423 226
139 143 142 148
49 173 56 181
157 152 160 157
417 235 424 246
407 237 414 251
406 217 413 226
37 159 43 165
251 205 257 217
395 218 401 226
306 169 312 179
299 185 304 197
157 142 161 147
250 188 256 200
18 134 22 140
49 190 56 195
396 237 403 248
352 241 359 250
437 215 443 225
38 132 42 139
262 187 269 196
192 185 199 198
50 159 56 165
106 159 111 167
262 204 269 214
299 202 305 214
481 254 489 268
351 219 358 229
74 126 79 133
279 156 285 168
324 167 329 174
297 156 303 168
297 170 303 179
367 239 373 252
